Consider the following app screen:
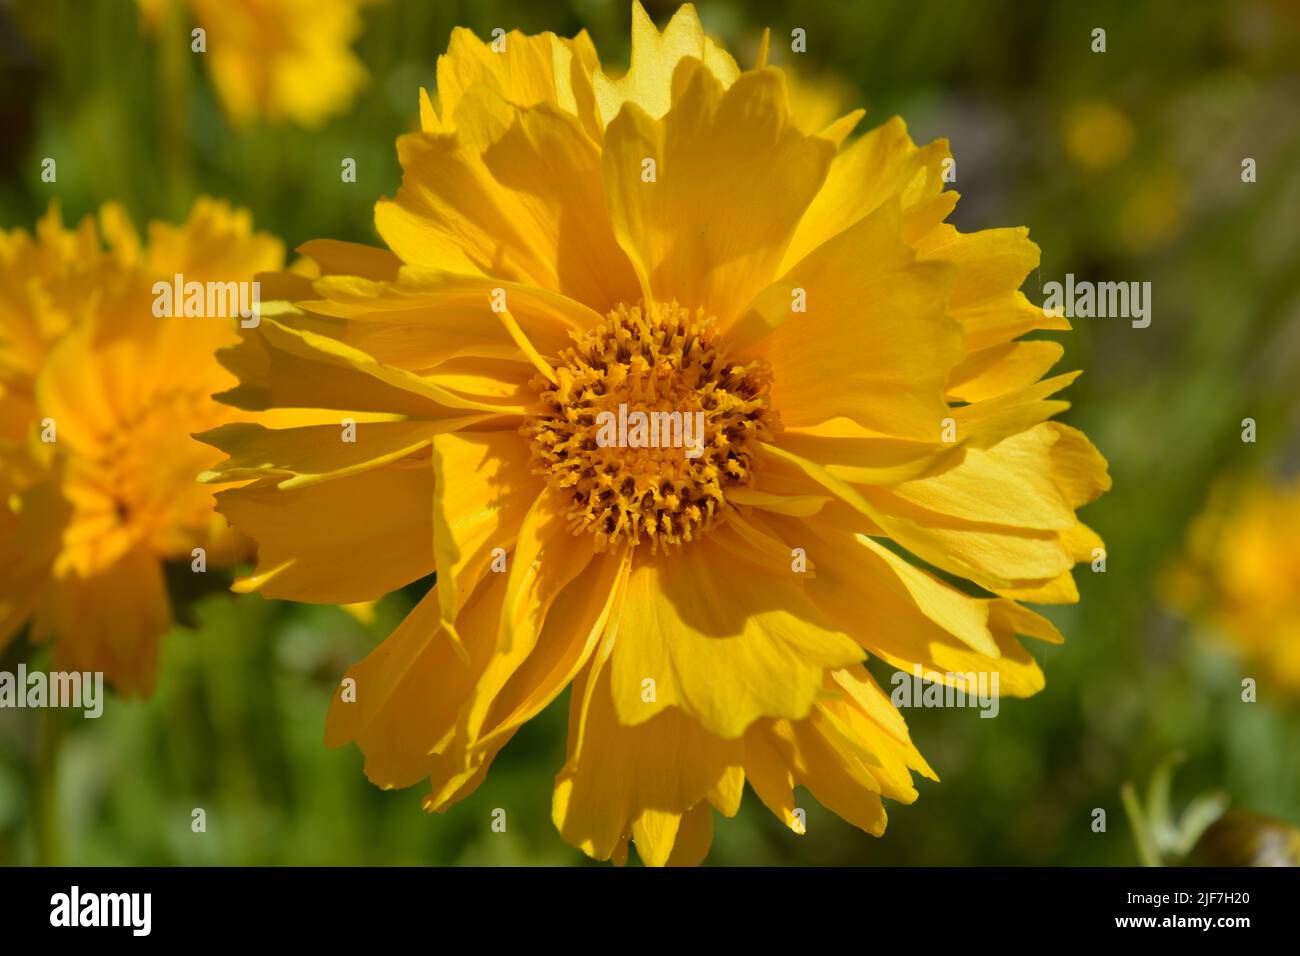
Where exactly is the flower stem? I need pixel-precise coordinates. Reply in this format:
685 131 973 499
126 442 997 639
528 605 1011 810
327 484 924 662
158 0 193 215
33 706 63 866
1121 781 1162 867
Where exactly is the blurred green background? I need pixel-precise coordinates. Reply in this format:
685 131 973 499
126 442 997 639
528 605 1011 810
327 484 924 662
1 0 1298 865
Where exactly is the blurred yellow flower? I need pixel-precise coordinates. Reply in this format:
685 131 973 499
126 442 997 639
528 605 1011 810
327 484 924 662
204 2 1110 864
1120 165 1188 255
1164 478 1300 697
0 199 283 695
138 0 374 128
1062 99 1135 171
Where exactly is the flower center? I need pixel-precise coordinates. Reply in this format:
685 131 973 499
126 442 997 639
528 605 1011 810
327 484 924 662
523 301 775 553
58 384 234 576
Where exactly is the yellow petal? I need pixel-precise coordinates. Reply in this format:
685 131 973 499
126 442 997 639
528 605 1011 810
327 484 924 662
0 480 66 648
217 463 435 603
782 115 950 273
1046 422 1112 508
375 92 640 311
295 239 402 281
665 802 714 866
774 418 967 487
609 539 863 738
946 340 1064 404
743 722 804 834
1061 520 1105 563
436 28 599 135
593 2 740 125
827 666 936 781
811 698 920 804
552 654 743 865
889 426 1077 532
950 371 1081 450
457 487 597 742
602 63 833 325
786 712 888 836
741 199 962 437
756 441 1073 594
41 545 171 697
914 223 1068 350
471 547 629 757
784 509 1004 661
748 717 887 837
724 485 831 517
417 541 626 813
864 487 1075 591
197 417 490 488
995 571 1080 605
218 315 524 417
421 355 536 408
429 431 542 627
306 269 598 371
989 599 1064 645
144 195 284 282
324 573 508 789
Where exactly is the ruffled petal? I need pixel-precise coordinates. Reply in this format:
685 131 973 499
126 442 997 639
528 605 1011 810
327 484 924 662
602 62 833 324
593 2 740 126
739 199 962 437
429 431 542 628
608 538 862 738
216 463 435 603
553 651 743 865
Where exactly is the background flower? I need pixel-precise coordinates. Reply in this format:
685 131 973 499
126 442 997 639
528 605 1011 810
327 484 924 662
137 0 377 129
1163 477 1300 698
0 198 282 694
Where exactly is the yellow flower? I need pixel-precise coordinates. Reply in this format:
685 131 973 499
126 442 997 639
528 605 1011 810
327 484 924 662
138 0 373 128
204 3 1110 864
0 199 283 694
1061 99 1134 172
1119 165 1187 255
1164 478 1300 697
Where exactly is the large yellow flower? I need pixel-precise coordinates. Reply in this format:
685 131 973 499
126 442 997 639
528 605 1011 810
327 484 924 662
0 198 283 694
1164 478 1300 697
138 0 374 128
204 3 1110 864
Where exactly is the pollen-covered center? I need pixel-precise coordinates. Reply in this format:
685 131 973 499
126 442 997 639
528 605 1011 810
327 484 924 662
523 301 776 552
